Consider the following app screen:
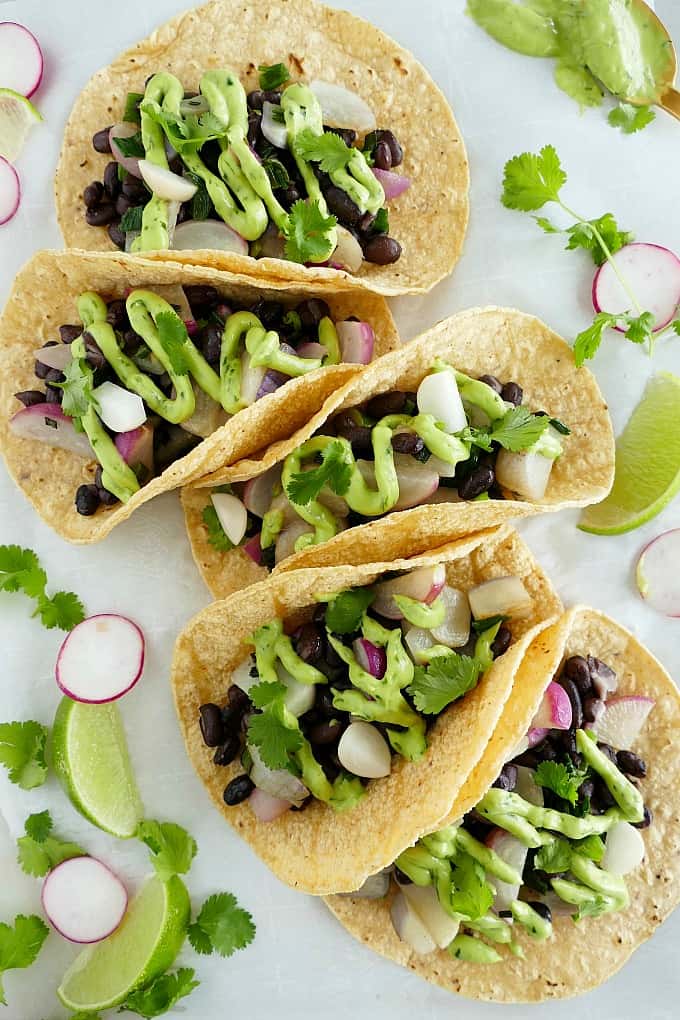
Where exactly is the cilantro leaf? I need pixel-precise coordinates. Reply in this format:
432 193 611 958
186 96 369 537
258 62 291 91
24 810 51 842
534 215 561 234
449 854 494 920
0 721 48 790
565 213 633 266
286 441 351 505
324 588 374 634
17 811 84 878
0 546 84 633
284 199 337 265
57 355 96 420
574 834 605 863
201 505 234 552
534 838 572 874
249 681 287 709
0 914 49 1005
574 895 609 921
372 207 389 235
137 820 197 882
471 614 507 633
535 759 588 807
624 310 656 345
155 312 192 375
122 91 144 124
573 312 619 366
608 102 656 134
187 892 255 959
262 157 290 190
247 711 302 770
141 105 225 151
490 406 551 452
120 205 145 232
119 967 199 1018
36 591 85 631
408 652 482 715
501 144 566 211
112 132 145 158
295 129 353 173
673 320 680 337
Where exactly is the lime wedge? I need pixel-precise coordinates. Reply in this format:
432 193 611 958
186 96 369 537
0 88 42 161
57 874 190 1012
51 697 143 839
579 372 680 535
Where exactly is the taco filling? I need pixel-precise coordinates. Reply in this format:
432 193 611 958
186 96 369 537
84 67 405 271
197 563 535 819
201 362 569 566
10 284 372 517
359 650 653 963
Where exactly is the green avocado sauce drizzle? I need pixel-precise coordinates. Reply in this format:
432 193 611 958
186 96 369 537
395 727 643 961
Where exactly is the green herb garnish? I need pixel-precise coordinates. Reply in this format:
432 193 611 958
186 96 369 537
17 811 84 877
258 63 291 91
0 914 49 1005
0 545 85 632
283 199 337 265
608 103 656 134
0 721 48 790
286 440 351 505
187 893 256 958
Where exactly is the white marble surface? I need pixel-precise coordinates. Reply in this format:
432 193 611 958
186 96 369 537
0 1 679 1017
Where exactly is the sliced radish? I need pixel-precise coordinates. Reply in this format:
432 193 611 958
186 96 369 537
342 868 392 899
109 122 143 178
393 454 439 509
402 624 435 664
180 388 227 438
138 159 197 202
390 891 436 955
515 765 544 806
243 465 282 518
402 882 459 949
468 576 532 620
426 453 459 479
115 424 154 475
332 226 363 273
338 721 391 778
248 744 308 804
309 80 376 134
42 857 127 944
275 517 315 563
592 243 680 332
527 726 549 748
56 614 145 704
336 320 374 364
93 381 146 433
430 586 471 648
417 369 467 434
0 23 44 98
171 219 249 255
372 564 446 619
275 662 316 718
35 344 73 371
531 681 572 731
602 821 645 876
371 168 411 200
495 449 554 500
353 638 386 678
296 341 327 360
211 492 247 545
0 156 20 225
486 829 527 912
591 695 655 749
636 529 680 616
243 532 263 564
10 402 93 458
249 787 292 822
261 102 288 148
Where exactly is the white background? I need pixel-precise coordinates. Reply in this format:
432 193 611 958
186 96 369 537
1 1 679 1017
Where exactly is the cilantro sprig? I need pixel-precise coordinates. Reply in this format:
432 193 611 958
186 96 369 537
247 709 302 770
285 441 351 505
137 820 197 882
119 968 199 1018
258 62 291 91
0 546 85 632
17 811 84 877
408 651 483 715
0 721 48 790
535 758 588 807
608 103 656 135
464 406 550 454
201 504 234 552
188 893 256 958
283 199 337 265
0 913 49 1005
295 129 353 172
323 588 374 634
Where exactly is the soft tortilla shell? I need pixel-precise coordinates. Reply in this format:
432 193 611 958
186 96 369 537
171 526 562 894
327 606 680 1001
54 0 469 297
183 306 614 597
0 250 397 542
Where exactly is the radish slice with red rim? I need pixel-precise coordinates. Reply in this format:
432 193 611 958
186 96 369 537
0 23 43 98
353 638 386 678
485 829 527 912
309 80 376 134
336 320 374 364
243 533 263 564
590 695 655 749
530 681 572 731
35 344 73 371
372 168 411 200
138 160 197 203
171 219 248 255
42 856 127 944
592 242 680 332
0 156 20 225
636 529 680 616
211 492 247 545
115 424 154 474
249 787 292 822
56 614 145 704
372 564 446 619
10 402 93 458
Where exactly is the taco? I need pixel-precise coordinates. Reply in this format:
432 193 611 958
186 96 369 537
182 306 614 600
172 525 562 894
327 606 680 1002
54 0 468 296
0 250 397 542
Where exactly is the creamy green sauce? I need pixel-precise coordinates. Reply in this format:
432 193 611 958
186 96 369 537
467 0 673 107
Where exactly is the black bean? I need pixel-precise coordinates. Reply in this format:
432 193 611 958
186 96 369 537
365 392 408 419
557 674 583 731
86 202 117 226
240 710 254 735
477 374 503 395
297 298 331 328
82 333 107 370
250 300 284 330
103 161 120 200
122 176 149 202
296 622 325 664
587 656 617 698
84 181 104 208
391 431 424 456
362 234 402 265
528 900 552 924
325 126 357 147
246 109 261 147
563 655 592 694
198 703 225 747
75 484 100 516
44 384 62 405
94 466 119 507
333 412 372 453
597 742 618 764
223 774 254 806
534 738 558 762
592 779 616 810
374 139 393 171
280 184 301 210
633 806 652 829
184 285 220 311
213 733 241 766
262 89 283 104
199 324 222 367
493 764 517 791
309 719 345 745
459 465 495 500
616 750 646 777
34 358 52 380
59 324 82 344
583 697 605 724
501 381 523 406
168 154 184 176
15 389 46 407
106 299 126 329
41 368 63 386
315 688 343 720
92 127 113 153
227 684 252 713
357 211 377 236
377 129 403 167
247 89 266 111
560 730 578 757
325 185 362 227
115 193 133 216
108 222 126 250
491 624 512 658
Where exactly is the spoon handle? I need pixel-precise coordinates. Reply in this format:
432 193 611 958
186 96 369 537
659 87 680 121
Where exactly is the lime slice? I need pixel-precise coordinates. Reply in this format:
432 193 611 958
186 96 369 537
51 697 143 839
57 874 190 1012
0 88 42 161
579 372 680 535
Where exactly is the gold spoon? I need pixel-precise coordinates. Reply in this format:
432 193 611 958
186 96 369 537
625 0 680 119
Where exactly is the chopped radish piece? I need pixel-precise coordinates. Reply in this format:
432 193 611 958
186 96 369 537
372 168 411 200
338 721 391 778
591 695 655 749
56 614 145 704
0 23 43 98
93 382 146 433
592 243 680 332
342 869 392 899
402 624 435 664
275 662 316 718
171 219 249 255
180 388 226 438
531 681 572 731
115 424 154 476
10 402 93 458
248 745 308 804
243 533 263 564
430 586 471 648
527 726 549 748
486 829 527 912
390 891 436 955
138 160 197 202
393 454 440 509
240 350 267 405
332 226 364 273
249 787 292 822
336 320 375 364
0 156 20 225
35 344 73 371
372 564 446 619
109 122 143 178
275 517 315 563
261 101 288 148
42 857 127 944
602 821 645 876
309 80 376 134
636 529 680 616
243 465 282 518
417 369 467 434
426 453 458 479
353 638 387 678
296 341 327 360
495 449 554 500
468 575 532 619
211 492 247 545
402 883 460 949
515 765 544 806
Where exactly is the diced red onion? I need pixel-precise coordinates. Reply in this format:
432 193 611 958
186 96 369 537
256 369 289 400
353 638 386 678
109 122 143 177
184 318 199 336
9 403 93 458
243 533 263 565
336 320 374 364
527 726 549 747
249 787 292 822
371 167 411 200
35 344 73 371
217 303 232 320
114 423 154 474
